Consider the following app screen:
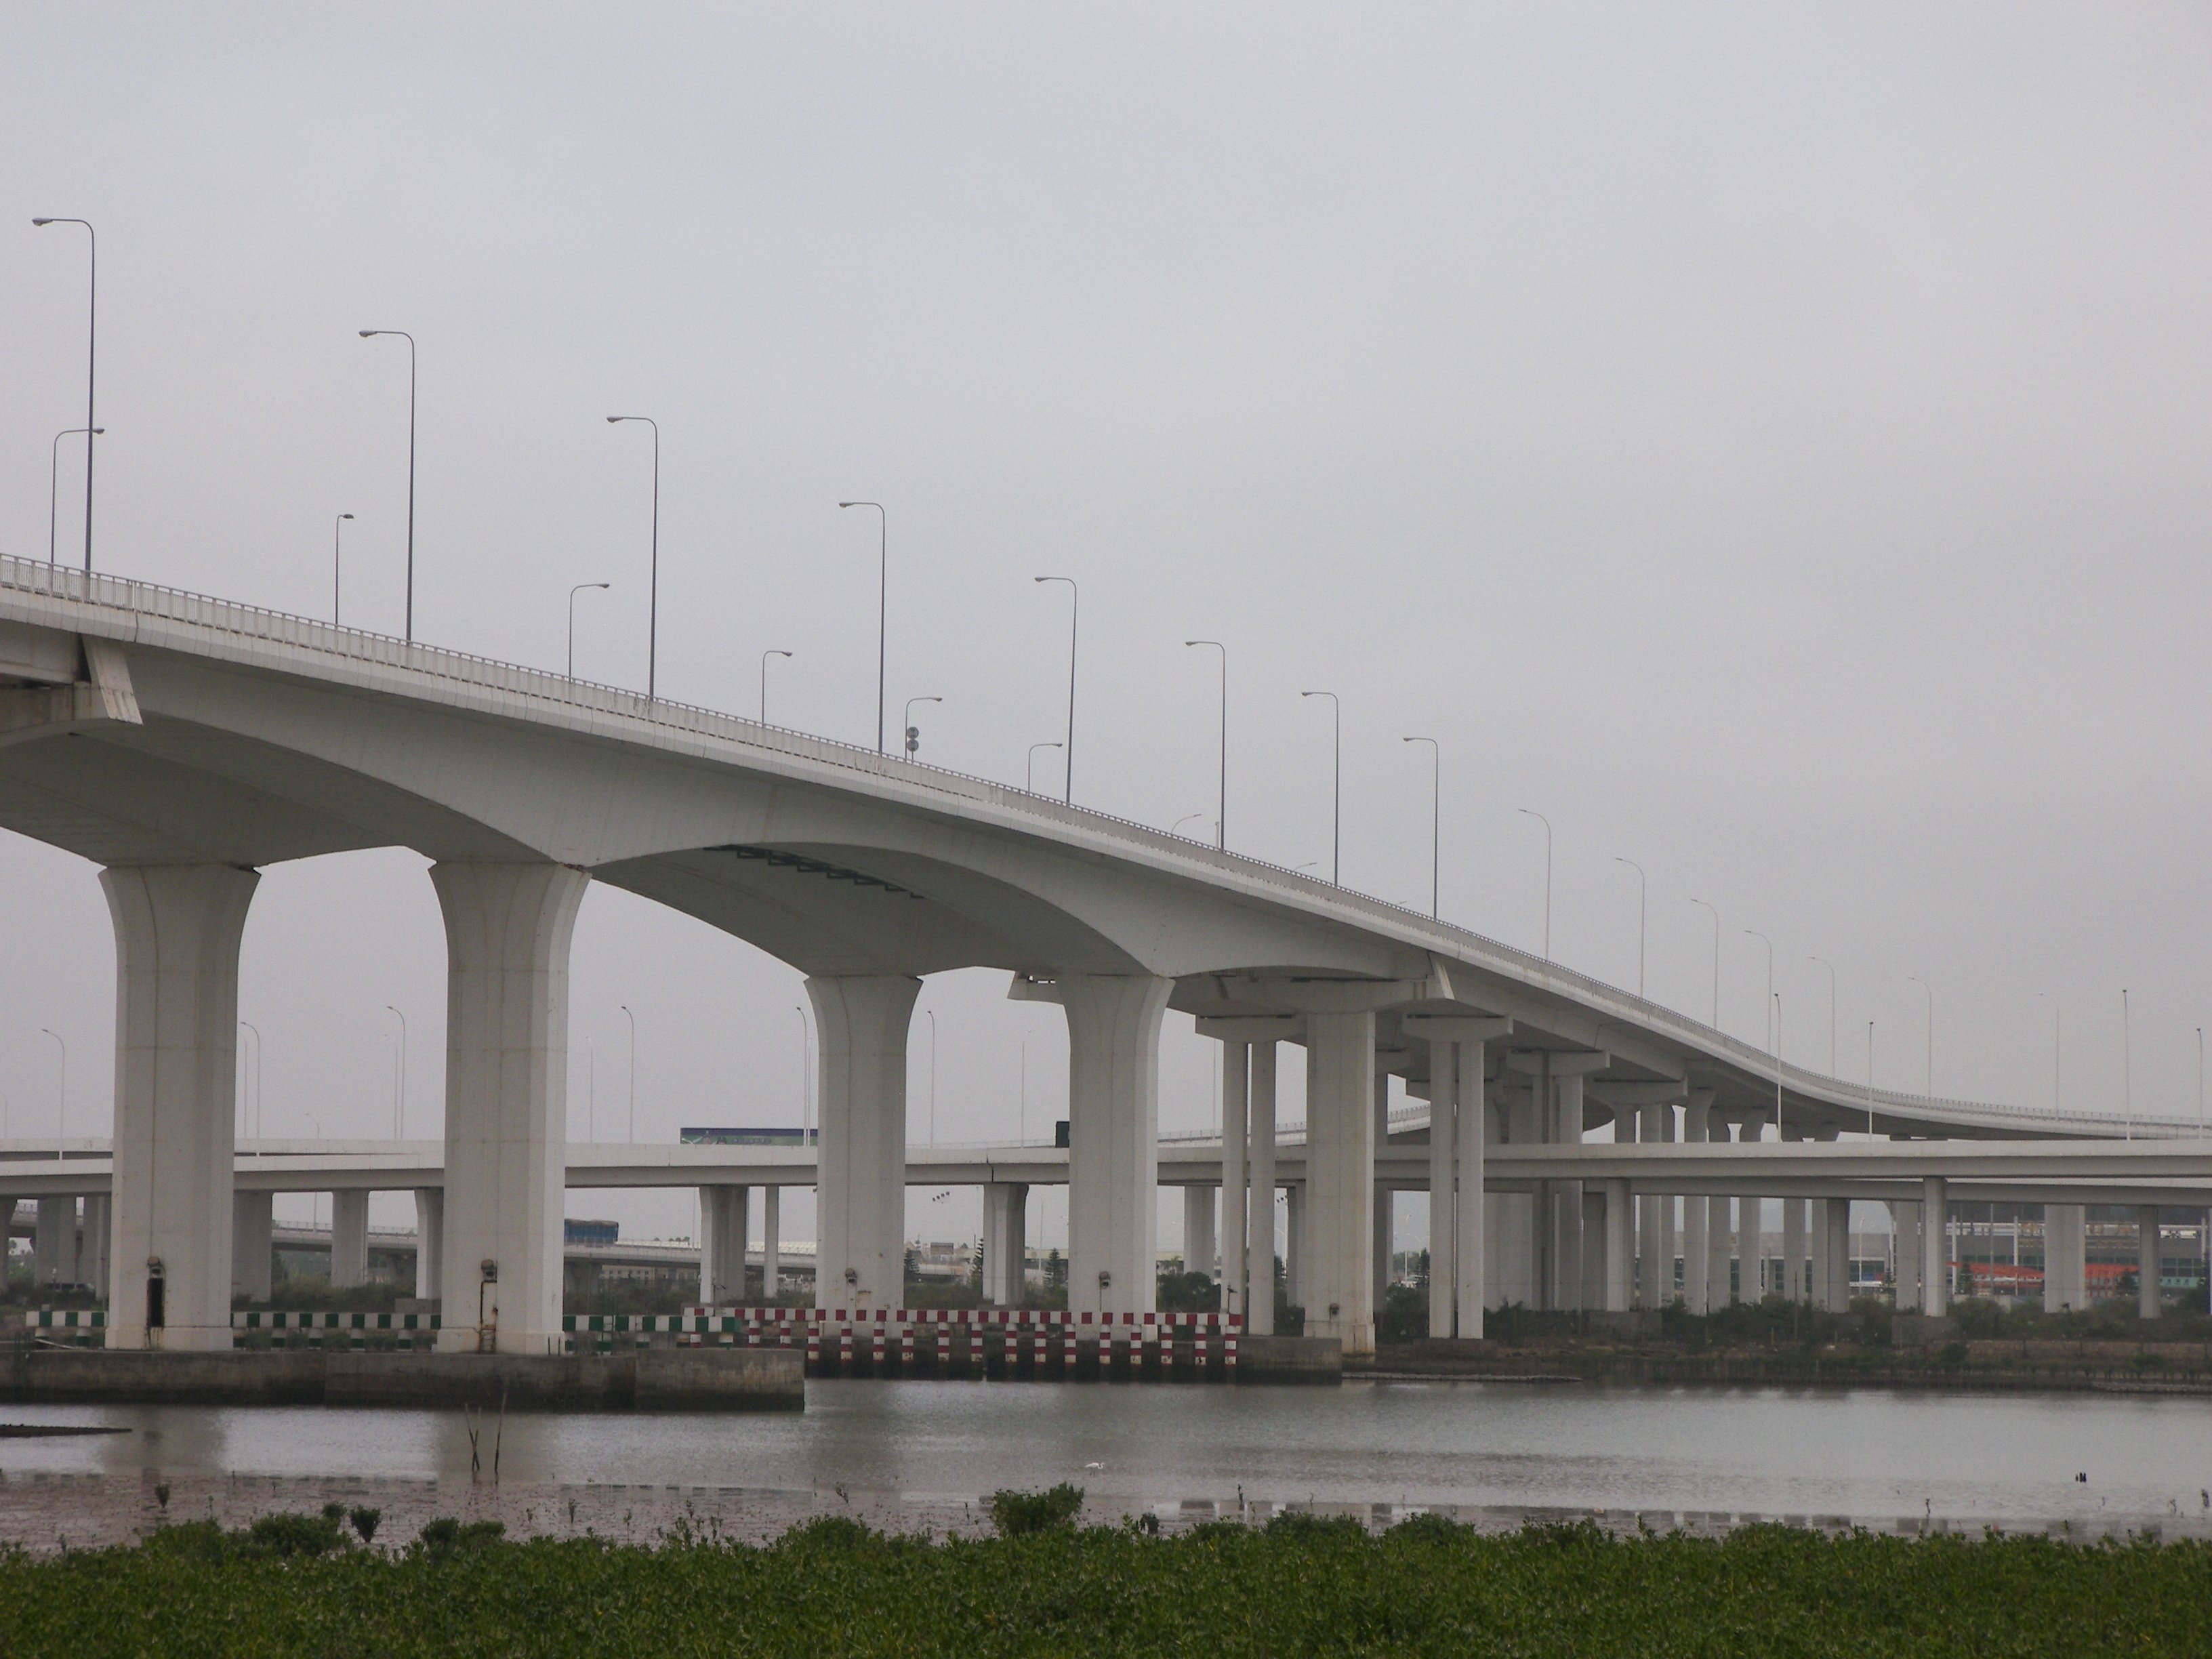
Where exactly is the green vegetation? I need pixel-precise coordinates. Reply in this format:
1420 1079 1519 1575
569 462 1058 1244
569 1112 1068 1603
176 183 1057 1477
3 1508 2207 1656
989 1482 1085 1535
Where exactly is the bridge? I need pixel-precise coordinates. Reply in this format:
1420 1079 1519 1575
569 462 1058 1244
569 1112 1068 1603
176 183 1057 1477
0 554 2202 1356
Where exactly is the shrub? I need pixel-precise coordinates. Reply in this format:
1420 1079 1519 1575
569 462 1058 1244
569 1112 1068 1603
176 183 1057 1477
989 1484 1084 1536
418 1517 506 1555
1263 1509 1366 1540
349 1507 381 1544
244 1512 345 1558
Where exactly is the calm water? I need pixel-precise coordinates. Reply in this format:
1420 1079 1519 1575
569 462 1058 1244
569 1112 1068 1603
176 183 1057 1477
4 1380 2211 1529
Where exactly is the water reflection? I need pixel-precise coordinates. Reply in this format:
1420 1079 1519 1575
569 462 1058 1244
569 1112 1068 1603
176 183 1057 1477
0 1381 2206 1525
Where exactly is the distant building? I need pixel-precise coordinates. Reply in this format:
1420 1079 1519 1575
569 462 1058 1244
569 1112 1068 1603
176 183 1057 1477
565 1218 619 1246
681 1127 807 1146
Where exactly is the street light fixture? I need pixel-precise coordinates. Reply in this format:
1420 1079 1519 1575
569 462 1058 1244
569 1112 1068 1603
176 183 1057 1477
605 417 661 697
239 1021 263 1141
39 1027 64 1159
837 501 888 752
1185 640 1226 849
1035 577 1078 803
1689 899 1721 1027
1614 857 1645 996
1517 808 1552 959
48 427 101 567
759 649 792 724
567 582 610 678
1026 741 1061 793
903 695 942 757
1302 691 1340 885
32 217 96 573
332 513 355 625
356 331 417 639
1404 737 1439 918
621 1004 639 1144
385 1006 408 1139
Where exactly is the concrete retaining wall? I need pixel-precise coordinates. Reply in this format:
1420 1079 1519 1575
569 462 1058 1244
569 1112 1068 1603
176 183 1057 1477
0 1346 803 1411
1235 1335 1341 1382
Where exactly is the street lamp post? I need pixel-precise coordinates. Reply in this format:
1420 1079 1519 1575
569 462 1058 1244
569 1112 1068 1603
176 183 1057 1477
1302 691 1340 884
48 427 101 566
903 695 942 758
1908 975 1933 1096
1026 741 1061 793
356 331 417 639
926 1009 939 1150
2121 987 2131 1140
1517 808 1552 959
1185 640 1226 849
567 582 610 678
838 502 888 751
759 649 792 723
1035 577 1078 804
385 1006 407 1139
1614 857 1646 996
239 1021 263 1140
31 218 95 573
1689 899 1721 1026
332 513 355 624
605 417 661 697
1744 930 1774 1052
1808 954 1837 1074
1405 737 1439 918
39 1028 64 1158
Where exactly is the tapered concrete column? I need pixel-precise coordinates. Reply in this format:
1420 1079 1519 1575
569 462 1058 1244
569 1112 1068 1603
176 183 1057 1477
808 972 922 1312
2044 1202 2085 1311
1891 1200 1922 1311
1061 973 1172 1318
1706 1182 1734 1308
1303 1010 1377 1355
1453 1042 1487 1339
982 1182 1027 1306
1809 1198 1835 1311
103 863 259 1351
230 1190 274 1301
1681 1093 1711 1314
81 1193 110 1299
1219 1040 1248 1318
2137 1204 2162 1320
35 1197 79 1286
413 1189 443 1300
1248 1042 1277 1334
1183 1184 1215 1279
1782 1195 1808 1304
430 860 588 1355
1601 1177 1633 1312
761 1187 781 1297
1284 1183 1305 1308
331 1189 370 1288
1657 1105 1677 1303
701 1185 749 1305
1580 1188 1607 1309
1427 1038 1458 1336
1551 1071 1584 1312
1498 1083 1541 1307
1921 1177 1949 1315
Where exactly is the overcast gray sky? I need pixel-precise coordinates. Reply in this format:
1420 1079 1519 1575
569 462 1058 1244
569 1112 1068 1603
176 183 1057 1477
3 5 2209 1248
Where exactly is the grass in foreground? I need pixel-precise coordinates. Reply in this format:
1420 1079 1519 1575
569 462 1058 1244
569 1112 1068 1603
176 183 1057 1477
1 1504 2207 1658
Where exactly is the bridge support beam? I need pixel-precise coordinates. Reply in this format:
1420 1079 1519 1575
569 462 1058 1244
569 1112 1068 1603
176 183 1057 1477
1782 1193 1808 1304
1427 1038 1458 1336
982 1182 1027 1306
2137 1204 2162 1320
104 863 258 1351
82 1192 110 1300
701 1185 749 1305
1303 1010 1376 1356
1284 1183 1305 1309
1550 1070 1584 1313
808 975 921 1313
1600 1178 1633 1312
413 1188 443 1300
1183 1184 1215 1282
331 1189 369 1288
1891 1200 1922 1311
231 1190 274 1302
1681 1094 1711 1315
35 1197 78 1287
1454 1046 1488 1339
1248 1042 1278 1334
761 1187 781 1298
1219 1041 1247 1319
1062 973 1172 1319
2043 1202 2085 1311
431 861 588 1355
1921 1178 1950 1316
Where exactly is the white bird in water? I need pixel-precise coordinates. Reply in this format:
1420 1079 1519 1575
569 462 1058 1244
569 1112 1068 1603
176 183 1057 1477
1083 1462 1105 1471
